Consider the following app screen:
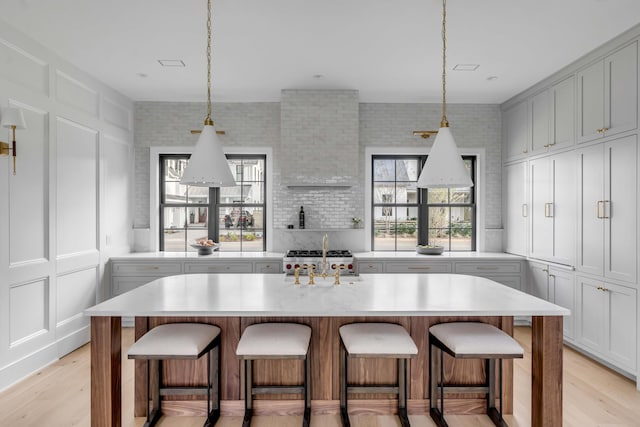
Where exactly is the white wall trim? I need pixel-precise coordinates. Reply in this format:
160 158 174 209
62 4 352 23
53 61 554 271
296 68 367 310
148 146 274 252
364 146 486 252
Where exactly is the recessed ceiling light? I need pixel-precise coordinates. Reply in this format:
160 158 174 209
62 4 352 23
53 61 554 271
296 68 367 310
137 73 148 78
312 74 325 79
158 60 186 67
453 64 479 71
486 75 499 81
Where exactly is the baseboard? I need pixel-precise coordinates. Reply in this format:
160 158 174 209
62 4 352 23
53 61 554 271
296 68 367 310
0 325 90 392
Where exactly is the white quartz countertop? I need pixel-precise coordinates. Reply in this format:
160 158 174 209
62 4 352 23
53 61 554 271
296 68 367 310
109 251 285 261
85 273 567 318
352 251 525 261
108 251 523 262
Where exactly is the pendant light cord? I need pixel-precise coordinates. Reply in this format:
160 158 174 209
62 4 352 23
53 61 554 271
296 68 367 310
205 0 214 126
440 0 449 128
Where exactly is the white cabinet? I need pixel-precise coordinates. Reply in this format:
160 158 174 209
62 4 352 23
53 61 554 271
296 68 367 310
255 262 282 274
529 151 575 265
504 161 528 256
550 75 575 150
527 262 575 340
355 261 384 274
548 267 575 340
385 261 452 274
577 136 637 283
530 90 551 155
503 101 529 161
576 275 636 373
577 41 638 143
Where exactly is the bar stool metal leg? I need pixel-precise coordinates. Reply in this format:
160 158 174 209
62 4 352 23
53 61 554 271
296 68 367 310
339 341 350 427
204 345 221 427
242 360 253 427
398 358 410 427
303 353 311 427
429 343 448 427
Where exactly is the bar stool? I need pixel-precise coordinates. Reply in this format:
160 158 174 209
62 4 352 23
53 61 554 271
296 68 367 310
339 323 418 427
429 322 524 427
236 323 312 427
127 322 221 427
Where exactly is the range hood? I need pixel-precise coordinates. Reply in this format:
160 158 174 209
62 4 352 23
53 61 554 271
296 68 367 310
280 89 359 187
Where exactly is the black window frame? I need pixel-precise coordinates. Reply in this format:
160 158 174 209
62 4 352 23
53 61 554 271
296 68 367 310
159 153 267 252
371 154 476 251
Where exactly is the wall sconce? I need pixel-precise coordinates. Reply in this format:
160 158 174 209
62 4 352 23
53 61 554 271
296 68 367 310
0 108 27 175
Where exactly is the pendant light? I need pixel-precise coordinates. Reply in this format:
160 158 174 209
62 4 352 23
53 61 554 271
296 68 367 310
416 0 473 189
180 0 235 187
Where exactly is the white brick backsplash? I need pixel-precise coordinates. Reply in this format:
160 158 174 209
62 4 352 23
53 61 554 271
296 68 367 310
134 97 502 249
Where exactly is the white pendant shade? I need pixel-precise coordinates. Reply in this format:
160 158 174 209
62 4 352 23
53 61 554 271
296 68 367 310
180 124 236 187
1 107 26 129
416 127 473 188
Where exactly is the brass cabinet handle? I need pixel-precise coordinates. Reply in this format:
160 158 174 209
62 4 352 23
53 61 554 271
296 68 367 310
544 203 554 218
476 266 500 271
140 266 160 270
522 204 528 217
522 149 528 154
597 286 610 292
408 266 431 270
597 201 603 219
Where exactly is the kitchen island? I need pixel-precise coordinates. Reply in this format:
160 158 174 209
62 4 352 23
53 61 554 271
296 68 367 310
85 273 568 427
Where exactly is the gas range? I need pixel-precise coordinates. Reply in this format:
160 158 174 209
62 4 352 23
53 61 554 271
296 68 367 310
283 249 355 275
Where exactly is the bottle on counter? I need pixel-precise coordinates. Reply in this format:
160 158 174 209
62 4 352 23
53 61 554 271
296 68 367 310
299 206 305 229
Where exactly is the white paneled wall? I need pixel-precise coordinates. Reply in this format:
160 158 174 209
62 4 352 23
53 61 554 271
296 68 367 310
0 19 133 390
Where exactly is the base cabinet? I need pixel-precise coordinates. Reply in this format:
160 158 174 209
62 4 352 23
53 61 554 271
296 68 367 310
527 262 575 340
576 275 637 374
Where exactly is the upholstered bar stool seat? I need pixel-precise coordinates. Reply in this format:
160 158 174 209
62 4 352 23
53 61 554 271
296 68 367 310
429 322 524 427
128 323 221 427
339 323 418 427
236 323 312 427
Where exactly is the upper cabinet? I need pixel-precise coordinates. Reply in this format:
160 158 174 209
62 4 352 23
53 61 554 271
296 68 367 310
503 76 575 162
503 100 529 161
577 41 638 144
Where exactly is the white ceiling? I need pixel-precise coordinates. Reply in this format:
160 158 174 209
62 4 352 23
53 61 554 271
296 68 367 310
2 0 640 104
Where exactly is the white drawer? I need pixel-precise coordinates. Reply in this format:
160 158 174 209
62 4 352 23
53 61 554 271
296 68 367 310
385 261 452 274
112 262 182 276
184 262 253 274
357 262 384 273
454 262 522 274
112 276 158 295
255 262 282 274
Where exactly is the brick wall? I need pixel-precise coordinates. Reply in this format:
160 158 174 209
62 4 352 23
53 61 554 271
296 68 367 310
133 96 502 250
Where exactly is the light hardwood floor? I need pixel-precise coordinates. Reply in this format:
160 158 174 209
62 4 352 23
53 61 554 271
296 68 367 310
1 327 640 426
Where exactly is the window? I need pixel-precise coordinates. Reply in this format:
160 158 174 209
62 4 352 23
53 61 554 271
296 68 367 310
159 154 266 252
372 155 475 251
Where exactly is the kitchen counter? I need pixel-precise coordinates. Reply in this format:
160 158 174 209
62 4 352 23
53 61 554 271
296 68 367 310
353 251 525 260
109 251 285 261
86 273 566 427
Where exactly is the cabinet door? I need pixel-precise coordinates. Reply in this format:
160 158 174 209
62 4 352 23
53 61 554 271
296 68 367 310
604 136 637 283
530 158 553 260
550 75 575 150
504 162 528 256
530 90 550 154
576 276 605 352
548 268 575 340
604 41 638 137
552 151 576 266
606 281 637 371
527 261 549 300
576 145 605 276
577 60 605 144
504 101 529 161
